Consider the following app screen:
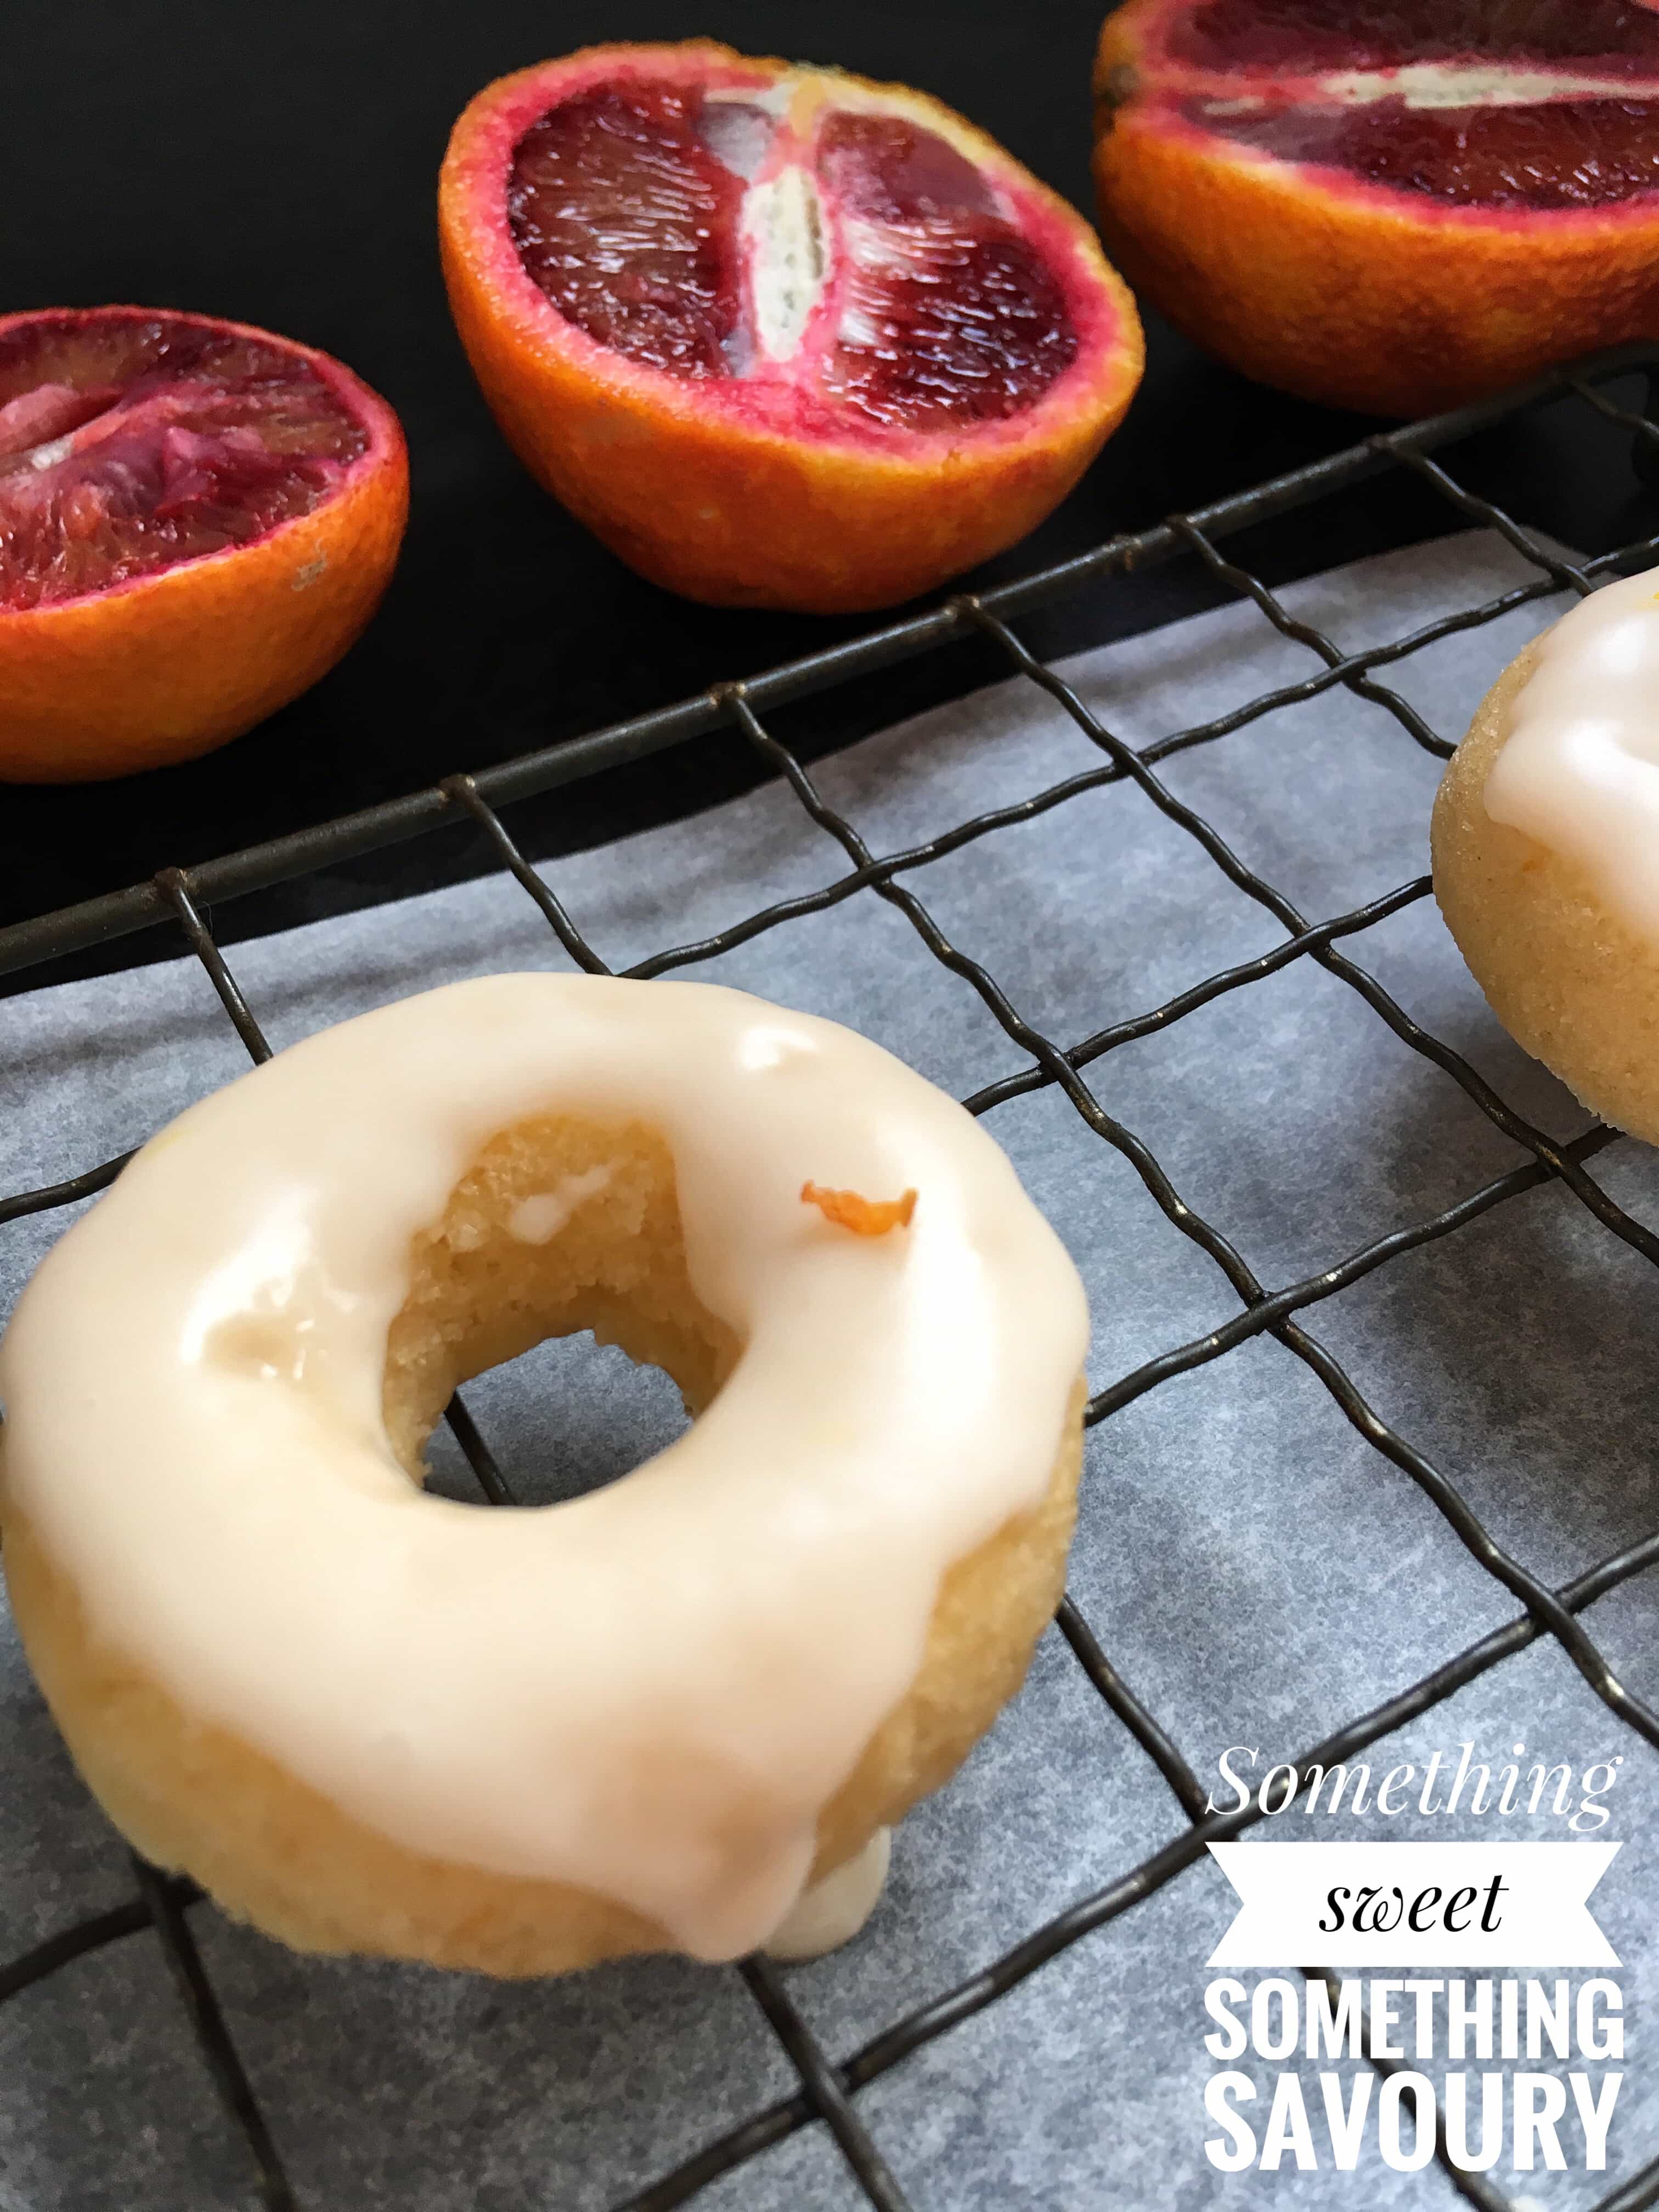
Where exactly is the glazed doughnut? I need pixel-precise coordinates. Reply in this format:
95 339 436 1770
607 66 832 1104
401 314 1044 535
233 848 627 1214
0 975 1087 1976
1433 567 1659 1146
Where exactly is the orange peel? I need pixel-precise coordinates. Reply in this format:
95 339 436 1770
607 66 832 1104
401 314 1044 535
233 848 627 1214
800 1181 918 1237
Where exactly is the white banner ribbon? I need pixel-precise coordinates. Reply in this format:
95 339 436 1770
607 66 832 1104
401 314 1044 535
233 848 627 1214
1207 1842 1621 1967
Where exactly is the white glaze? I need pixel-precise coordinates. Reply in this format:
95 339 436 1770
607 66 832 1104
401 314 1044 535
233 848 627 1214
1483 569 1659 938
764 1827 891 1961
0 975 1087 1962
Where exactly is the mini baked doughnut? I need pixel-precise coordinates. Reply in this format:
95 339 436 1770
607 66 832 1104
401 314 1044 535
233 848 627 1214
1433 567 1659 1147
0 975 1088 1976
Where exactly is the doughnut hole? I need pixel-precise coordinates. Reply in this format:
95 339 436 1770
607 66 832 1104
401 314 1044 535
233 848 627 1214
1433 650 1659 1147
2 1113 1084 1976
382 1114 741 1481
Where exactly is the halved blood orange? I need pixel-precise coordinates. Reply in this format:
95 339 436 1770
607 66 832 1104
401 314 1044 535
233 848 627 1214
1094 0 1659 417
439 42 1144 614
0 307 407 782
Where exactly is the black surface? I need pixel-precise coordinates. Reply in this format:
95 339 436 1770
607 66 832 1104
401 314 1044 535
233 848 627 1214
3 0 1654 992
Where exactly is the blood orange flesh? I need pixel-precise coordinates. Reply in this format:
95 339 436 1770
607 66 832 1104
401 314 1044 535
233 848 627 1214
1116 0 1659 214
510 85 746 379
814 113 1077 428
1180 97 1659 211
503 72 1078 432
0 312 371 613
1165 0 1659 74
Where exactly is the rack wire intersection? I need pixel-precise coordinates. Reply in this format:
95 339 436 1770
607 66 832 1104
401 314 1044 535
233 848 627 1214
4 343 1659 2212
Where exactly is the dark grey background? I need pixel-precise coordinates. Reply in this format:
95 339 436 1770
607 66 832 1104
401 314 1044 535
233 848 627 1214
0 0 1644 989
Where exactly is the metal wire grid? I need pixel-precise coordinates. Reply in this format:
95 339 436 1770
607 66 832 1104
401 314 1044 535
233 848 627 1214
4 344 1659 2212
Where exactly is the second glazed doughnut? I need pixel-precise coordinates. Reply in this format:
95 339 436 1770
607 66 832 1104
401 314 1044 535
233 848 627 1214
1433 567 1659 1145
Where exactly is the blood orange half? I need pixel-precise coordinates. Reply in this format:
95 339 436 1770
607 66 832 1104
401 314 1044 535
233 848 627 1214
1094 0 1659 416
0 307 407 782
439 42 1144 614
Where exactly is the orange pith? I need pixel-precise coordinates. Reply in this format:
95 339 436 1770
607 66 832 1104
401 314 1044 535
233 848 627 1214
1094 0 1659 417
0 308 408 783
439 41 1145 614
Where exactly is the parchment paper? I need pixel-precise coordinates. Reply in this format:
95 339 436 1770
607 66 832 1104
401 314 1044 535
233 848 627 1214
3 531 1655 2212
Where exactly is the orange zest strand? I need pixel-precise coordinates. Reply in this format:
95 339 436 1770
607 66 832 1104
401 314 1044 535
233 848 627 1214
800 1181 918 1237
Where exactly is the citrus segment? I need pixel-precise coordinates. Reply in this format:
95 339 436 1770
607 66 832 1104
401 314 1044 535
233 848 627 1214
0 308 407 782
440 42 1144 611
1179 94 1659 211
816 112 1079 430
508 84 746 377
1094 0 1659 414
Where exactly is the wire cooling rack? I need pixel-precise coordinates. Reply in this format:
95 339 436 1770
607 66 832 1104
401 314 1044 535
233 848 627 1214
5 342 1659 2212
